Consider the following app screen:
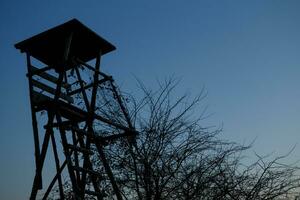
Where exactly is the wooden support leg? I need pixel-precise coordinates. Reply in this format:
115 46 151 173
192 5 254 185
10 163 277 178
72 129 81 186
26 53 42 190
42 160 68 200
95 142 123 200
30 112 55 200
51 132 65 199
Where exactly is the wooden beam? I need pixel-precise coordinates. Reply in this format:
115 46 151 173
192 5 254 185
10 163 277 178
42 160 68 200
96 131 138 143
32 90 134 132
50 132 64 199
75 58 112 80
67 144 93 155
68 77 110 96
29 65 70 89
32 79 73 103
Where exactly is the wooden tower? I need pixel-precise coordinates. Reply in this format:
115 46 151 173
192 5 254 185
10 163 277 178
15 19 137 200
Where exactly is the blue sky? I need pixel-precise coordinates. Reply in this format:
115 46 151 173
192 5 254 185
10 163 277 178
0 1 300 199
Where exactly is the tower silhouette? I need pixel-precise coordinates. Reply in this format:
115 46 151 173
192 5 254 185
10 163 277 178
15 19 137 200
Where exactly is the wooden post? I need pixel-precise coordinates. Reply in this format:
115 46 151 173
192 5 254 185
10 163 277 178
26 53 42 190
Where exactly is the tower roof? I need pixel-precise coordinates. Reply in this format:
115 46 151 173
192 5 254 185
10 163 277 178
15 19 116 67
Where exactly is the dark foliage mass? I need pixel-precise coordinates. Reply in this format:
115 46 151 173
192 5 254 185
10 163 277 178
51 79 300 200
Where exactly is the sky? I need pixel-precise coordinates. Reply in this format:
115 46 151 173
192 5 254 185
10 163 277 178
0 0 300 199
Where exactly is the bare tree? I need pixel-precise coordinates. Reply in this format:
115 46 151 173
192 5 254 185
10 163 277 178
50 78 300 200
102 79 300 200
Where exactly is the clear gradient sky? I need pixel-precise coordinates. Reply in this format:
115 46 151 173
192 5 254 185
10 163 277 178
0 1 300 199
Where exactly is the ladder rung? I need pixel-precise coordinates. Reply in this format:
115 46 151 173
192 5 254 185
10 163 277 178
29 65 70 89
67 144 93 155
85 189 105 197
70 126 89 136
73 166 102 177
32 79 73 103
67 126 137 146
49 121 72 128
68 77 111 96
67 127 108 145
69 127 137 146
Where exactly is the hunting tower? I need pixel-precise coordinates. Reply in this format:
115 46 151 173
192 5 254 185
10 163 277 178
15 19 137 200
